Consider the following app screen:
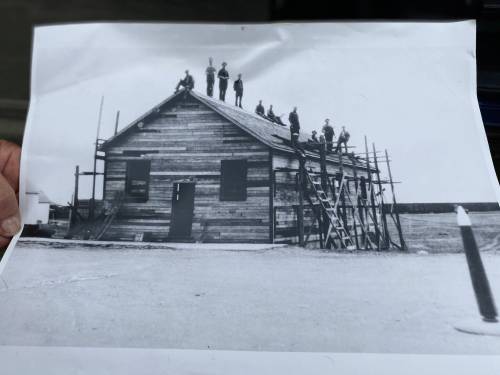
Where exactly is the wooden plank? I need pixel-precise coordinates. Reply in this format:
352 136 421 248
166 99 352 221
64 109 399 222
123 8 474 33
102 98 272 242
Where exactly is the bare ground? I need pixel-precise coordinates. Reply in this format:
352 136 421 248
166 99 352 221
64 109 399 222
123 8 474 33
0 211 500 354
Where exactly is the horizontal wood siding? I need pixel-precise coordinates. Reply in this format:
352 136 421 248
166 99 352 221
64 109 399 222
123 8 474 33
102 97 270 243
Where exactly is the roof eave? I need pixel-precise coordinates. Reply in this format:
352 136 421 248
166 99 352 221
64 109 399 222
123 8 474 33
99 90 185 151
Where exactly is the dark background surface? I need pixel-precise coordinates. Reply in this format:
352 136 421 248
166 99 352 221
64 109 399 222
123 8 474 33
0 0 499 181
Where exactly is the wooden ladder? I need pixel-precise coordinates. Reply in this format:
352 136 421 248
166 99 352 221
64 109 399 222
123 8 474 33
305 172 355 249
94 195 124 240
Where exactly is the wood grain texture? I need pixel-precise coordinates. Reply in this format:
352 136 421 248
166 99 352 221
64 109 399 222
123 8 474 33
102 95 271 242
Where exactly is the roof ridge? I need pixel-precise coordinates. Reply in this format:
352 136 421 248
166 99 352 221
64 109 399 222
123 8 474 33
191 90 287 128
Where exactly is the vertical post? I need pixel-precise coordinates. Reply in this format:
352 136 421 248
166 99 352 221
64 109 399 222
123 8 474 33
114 110 120 135
318 212 324 249
90 95 104 220
69 165 80 231
268 149 275 244
297 162 305 247
365 136 380 250
350 156 360 249
319 141 329 242
457 206 497 322
359 176 370 249
373 143 390 249
338 150 348 235
319 141 328 194
385 149 406 250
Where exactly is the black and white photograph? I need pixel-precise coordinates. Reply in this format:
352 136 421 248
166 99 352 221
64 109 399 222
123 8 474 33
1 21 500 368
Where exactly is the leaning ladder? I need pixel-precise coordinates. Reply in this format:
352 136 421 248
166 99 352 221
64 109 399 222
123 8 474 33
94 195 124 240
305 172 355 249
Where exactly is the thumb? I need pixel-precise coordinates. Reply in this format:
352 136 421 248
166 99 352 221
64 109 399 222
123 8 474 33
0 173 21 237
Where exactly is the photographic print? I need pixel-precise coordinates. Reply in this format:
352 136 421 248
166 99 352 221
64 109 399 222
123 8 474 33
0 21 500 361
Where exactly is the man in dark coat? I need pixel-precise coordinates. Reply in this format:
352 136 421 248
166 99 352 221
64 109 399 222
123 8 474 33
289 107 300 148
322 118 335 153
255 100 265 116
206 57 216 97
233 73 244 108
267 105 276 121
175 70 195 94
336 126 351 154
217 62 229 101
311 130 319 143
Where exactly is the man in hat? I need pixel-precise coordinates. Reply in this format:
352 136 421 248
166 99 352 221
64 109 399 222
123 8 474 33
336 126 351 154
322 118 335 153
175 70 195 94
255 100 265 117
233 73 244 108
217 62 229 101
289 106 300 148
206 57 216 97
311 130 319 143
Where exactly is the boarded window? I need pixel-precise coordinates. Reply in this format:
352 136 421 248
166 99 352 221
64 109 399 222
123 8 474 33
126 160 151 201
220 160 248 201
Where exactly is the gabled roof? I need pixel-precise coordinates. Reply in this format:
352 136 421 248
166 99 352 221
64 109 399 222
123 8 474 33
100 89 367 168
190 91 310 154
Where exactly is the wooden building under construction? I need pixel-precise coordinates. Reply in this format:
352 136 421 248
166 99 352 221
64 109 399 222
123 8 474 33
86 89 405 249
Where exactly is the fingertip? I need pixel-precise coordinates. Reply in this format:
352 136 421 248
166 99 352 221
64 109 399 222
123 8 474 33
1 214 21 237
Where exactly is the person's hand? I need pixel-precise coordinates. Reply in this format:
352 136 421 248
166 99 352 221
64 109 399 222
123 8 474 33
0 140 21 251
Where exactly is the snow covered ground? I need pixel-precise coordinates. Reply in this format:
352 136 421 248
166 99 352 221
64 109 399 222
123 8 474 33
1 238 500 354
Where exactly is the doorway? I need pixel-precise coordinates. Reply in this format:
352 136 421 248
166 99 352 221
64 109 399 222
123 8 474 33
169 182 196 240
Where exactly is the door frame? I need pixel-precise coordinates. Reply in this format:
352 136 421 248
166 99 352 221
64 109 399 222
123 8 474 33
168 181 196 241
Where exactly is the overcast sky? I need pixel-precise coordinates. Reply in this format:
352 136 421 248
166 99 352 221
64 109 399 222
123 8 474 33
23 21 499 204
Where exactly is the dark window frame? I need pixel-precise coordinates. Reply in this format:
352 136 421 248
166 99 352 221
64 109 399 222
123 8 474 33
125 159 151 202
220 159 248 201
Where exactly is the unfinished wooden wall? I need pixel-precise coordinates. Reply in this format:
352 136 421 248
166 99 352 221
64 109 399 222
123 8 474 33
102 96 271 242
272 152 368 245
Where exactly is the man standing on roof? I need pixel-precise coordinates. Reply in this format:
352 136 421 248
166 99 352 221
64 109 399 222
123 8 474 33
255 100 265 116
206 57 216 97
322 118 335 153
335 126 351 154
218 62 229 101
233 73 244 108
289 107 300 148
175 70 195 95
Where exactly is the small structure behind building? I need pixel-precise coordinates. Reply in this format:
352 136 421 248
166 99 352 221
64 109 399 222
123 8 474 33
24 190 51 225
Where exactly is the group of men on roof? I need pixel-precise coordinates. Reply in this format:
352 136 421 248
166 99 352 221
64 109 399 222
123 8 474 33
256 101 350 154
175 57 244 107
313 119 351 154
175 58 351 155
255 100 286 126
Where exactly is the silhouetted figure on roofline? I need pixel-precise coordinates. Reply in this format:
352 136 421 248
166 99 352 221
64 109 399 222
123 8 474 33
322 118 335 153
311 130 319 143
289 106 301 149
218 62 229 101
336 126 350 154
206 57 216 97
266 105 286 126
233 73 244 108
255 100 265 116
175 70 195 97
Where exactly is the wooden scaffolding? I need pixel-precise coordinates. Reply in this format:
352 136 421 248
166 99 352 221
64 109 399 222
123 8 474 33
277 136 407 251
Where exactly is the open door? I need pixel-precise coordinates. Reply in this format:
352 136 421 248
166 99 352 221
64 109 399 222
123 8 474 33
169 182 195 240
